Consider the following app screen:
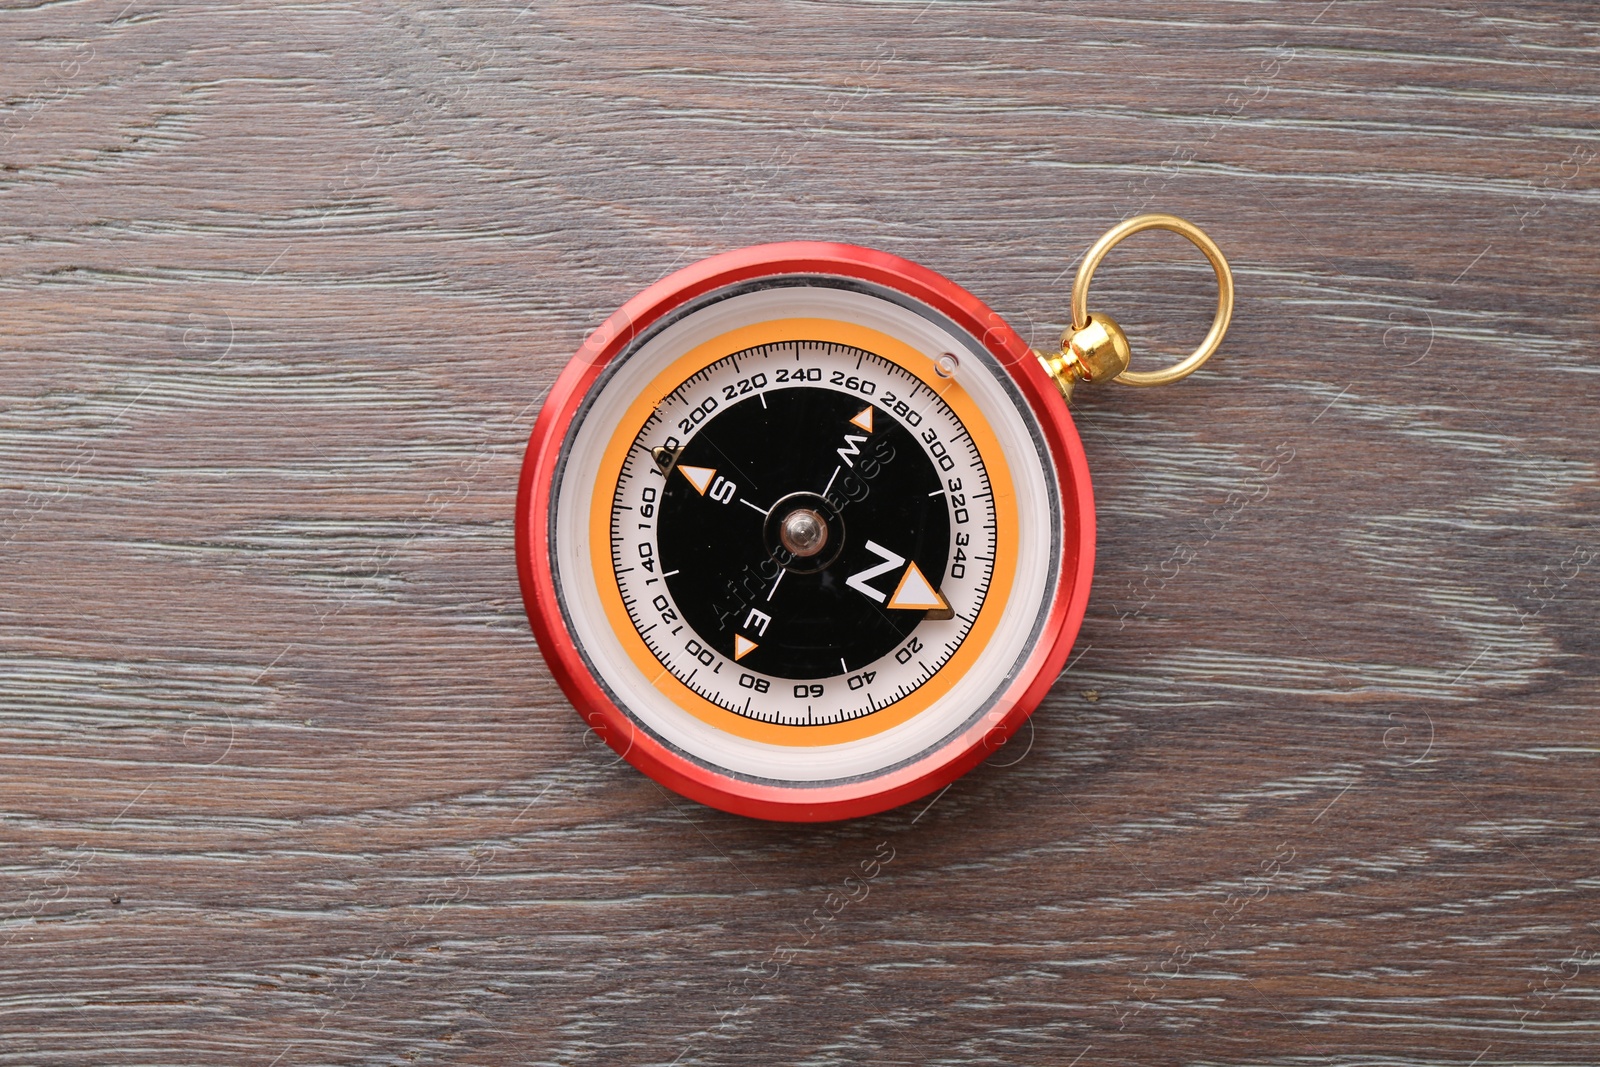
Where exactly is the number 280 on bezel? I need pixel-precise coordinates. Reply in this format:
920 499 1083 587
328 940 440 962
516 243 1094 822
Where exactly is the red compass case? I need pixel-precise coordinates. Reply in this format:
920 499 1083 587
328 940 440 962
516 242 1095 822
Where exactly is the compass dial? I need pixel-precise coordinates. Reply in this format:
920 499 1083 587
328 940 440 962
611 342 997 726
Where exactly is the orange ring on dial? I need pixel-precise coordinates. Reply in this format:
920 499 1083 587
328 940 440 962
588 317 1018 747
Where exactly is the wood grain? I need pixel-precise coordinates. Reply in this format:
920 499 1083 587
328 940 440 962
3 1 1598 1063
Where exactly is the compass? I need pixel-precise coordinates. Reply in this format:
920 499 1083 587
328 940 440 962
516 217 1233 821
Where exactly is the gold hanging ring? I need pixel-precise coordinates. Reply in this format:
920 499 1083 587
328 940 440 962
1070 213 1234 387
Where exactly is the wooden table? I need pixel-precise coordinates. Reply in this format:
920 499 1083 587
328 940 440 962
4 2 1597 1063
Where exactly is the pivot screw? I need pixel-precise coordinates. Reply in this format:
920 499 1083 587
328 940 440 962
779 508 828 558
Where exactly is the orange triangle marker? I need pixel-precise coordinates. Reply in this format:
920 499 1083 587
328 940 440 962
850 406 874 433
678 464 716 495
734 634 758 660
887 561 949 612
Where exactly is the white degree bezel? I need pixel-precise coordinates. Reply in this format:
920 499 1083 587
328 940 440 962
610 341 995 722
552 285 1057 786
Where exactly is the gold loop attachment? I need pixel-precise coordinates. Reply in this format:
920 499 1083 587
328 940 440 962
1067 213 1233 388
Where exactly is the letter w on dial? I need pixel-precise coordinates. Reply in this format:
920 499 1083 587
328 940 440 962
846 541 905 603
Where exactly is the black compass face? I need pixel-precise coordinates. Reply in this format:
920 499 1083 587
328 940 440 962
656 386 950 679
